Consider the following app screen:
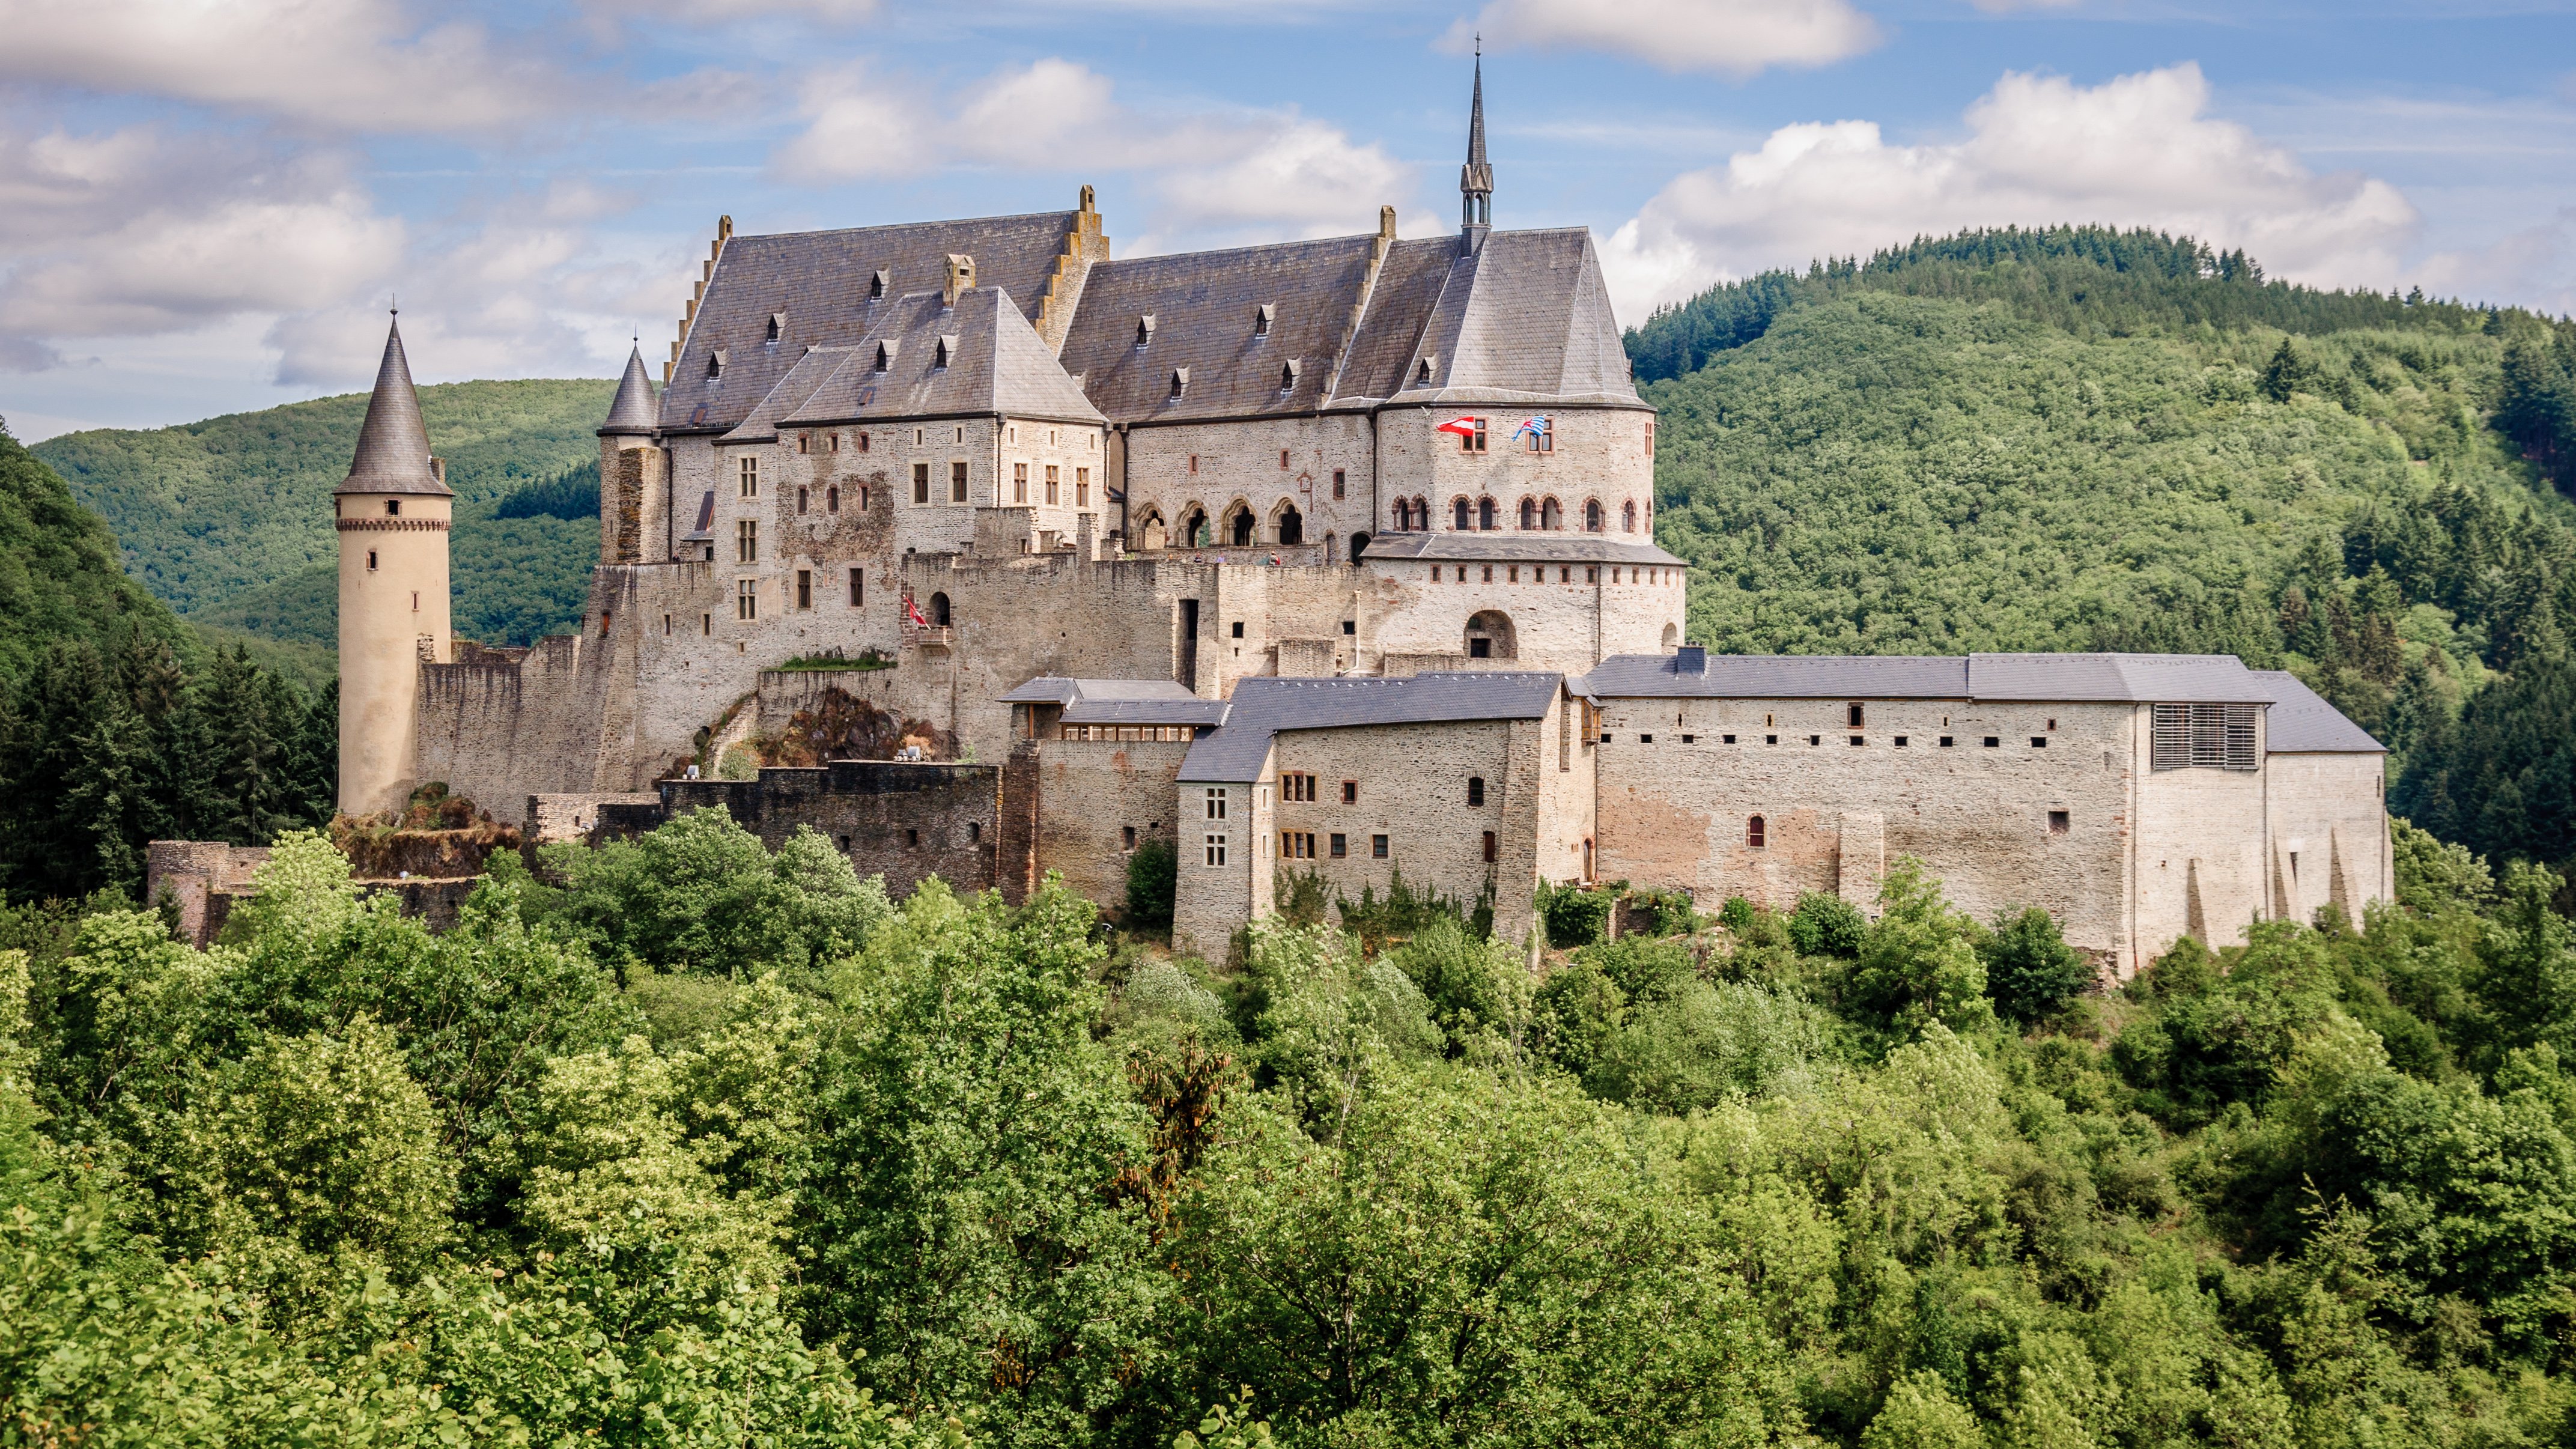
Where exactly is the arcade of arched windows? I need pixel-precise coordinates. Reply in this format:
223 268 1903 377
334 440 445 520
1422 492 1639 533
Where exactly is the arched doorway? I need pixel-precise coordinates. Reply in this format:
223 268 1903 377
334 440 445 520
929 591 952 626
1275 501 1304 545
1349 532 1371 564
1464 609 1515 661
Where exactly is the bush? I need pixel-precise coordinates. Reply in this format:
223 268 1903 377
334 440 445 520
1787 892 1867 957
1578 935 1697 1004
1542 884 1615 947
1125 836 1177 930
1981 907 2094 1024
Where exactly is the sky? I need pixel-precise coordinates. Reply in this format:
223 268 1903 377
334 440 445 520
1 0 2571 442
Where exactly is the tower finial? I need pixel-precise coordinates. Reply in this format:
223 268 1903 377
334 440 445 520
1460 49 1492 251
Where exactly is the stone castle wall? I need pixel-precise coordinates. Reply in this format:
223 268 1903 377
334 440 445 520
630 761 1008 899
2265 753 2395 926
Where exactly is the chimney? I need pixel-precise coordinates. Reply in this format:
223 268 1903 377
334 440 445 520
1675 643 1706 675
944 254 976 306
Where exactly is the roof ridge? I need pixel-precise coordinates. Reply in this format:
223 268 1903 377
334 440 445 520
733 209 1081 243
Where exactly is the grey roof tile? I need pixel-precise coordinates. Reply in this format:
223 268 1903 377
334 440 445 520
1331 237 1458 402
2253 671 2387 752
998 676 1229 725
663 210 1082 434
1969 653 2276 703
601 345 658 434
1058 235 1380 424
1181 671 1560 782
1364 230 1641 407
336 318 452 497
773 288 1104 430
1361 532 1684 566
1578 651 2279 703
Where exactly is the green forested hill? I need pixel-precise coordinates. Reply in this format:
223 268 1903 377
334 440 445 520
34 379 612 646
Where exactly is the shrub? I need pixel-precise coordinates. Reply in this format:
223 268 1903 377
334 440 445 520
1542 883 1615 947
1981 907 2094 1024
1125 836 1177 929
1787 892 1867 957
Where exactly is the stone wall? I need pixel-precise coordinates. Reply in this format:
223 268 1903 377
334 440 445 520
146 840 271 947
2265 753 2393 926
527 792 665 845
1123 413 1378 557
1173 771 1265 961
1372 404 1657 541
639 761 1007 899
1025 735 1195 917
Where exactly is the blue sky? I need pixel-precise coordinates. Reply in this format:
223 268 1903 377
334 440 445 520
2 0 2570 440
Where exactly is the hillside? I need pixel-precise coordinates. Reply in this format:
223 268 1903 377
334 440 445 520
35 378 612 646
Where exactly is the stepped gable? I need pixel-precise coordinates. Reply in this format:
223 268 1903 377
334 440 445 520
336 317 452 496
779 287 1105 429
1397 229 1641 406
600 344 660 435
1057 234 1381 423
1330 237 1462 402
663 210 1084 436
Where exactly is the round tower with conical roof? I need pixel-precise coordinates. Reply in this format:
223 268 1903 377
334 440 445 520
336 315 454 815
598 342 664 564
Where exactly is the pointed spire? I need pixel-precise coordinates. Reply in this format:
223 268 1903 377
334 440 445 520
601 341 660 436
1460 43 1493 252
336 315 451 496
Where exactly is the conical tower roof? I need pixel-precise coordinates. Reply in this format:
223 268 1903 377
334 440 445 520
335 317 451 496
600 342 659 436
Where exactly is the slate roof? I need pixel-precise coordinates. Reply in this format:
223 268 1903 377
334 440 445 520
1057 235 1381 423
601 345 658 435
1180 672 1561 782
1578 651 2279 703
1361 532 1685 567
2253 671 2387 753
1000 676 1204 705
336 318 452 497
747 287 1105 434
1331 238 1462 402
1351 229 1639 407
999 676 1229 726
662 210 1083 434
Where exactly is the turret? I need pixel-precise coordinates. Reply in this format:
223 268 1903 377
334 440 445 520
1460 46 1492 252
336 314 453 816
598 342 666 564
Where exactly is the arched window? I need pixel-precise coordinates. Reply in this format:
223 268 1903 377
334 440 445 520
1413 496 1429 532
1584 500 1603 532
1276 502 1304 545
1747 815 1766 848
929 591 952 627
1477 497 1496 530
1623 500 1638 533
1349 532 1370 564
1518 497 1536 529
1230 506 1255 547
1541 497 1561 530
1176 507 1207 548
1453 497 1472 530
1137 508 1168 550
1464 609 1516 661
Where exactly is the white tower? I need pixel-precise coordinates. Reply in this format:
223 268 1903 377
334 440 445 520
335 315 453 816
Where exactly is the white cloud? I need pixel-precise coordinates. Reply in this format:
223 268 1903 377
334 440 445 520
1600 63 2420 317
1449 0 1881 78
0 0 573 133
774 58 1413 243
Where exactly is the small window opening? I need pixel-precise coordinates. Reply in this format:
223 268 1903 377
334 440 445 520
1748 815 1766 848
1466 777 1486 806
1253 303 1273 337
1847 703 1865 728
2047 810 2070 835
766 312 783 342
386 499 401 517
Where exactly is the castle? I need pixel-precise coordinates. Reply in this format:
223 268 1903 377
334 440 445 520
316 65 2393 972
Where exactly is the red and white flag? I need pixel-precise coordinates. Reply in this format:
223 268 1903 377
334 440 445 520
905 595 929 627
1435 415 1480 438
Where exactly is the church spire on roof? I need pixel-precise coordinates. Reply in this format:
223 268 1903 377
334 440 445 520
601 340 659 436
336 314 452 496
1460 41 1492 252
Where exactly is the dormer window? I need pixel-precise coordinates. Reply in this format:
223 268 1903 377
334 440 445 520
873 339 897 372
1135 314 1156 348
1253 303 1274 338
869 269 887 300
706 348 726 380
1413 354 1437 386
766 312 785 342
1168 366 1188 401
934 334 957 369
1279 359 1300 394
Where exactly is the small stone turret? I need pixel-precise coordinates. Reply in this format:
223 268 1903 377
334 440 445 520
598 342 666 564
336 315 453 815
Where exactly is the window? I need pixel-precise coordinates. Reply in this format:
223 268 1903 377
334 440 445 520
848 567 863 607
1460 418 1488 454
1045 464 1059 504
1013 463 1028 504
969 821 982 843
1681 733 1695 744
1076 467 1089 506
1466 777 1485 807
1850 735 1864 747
1508 566 1519 583
1280 449 1292 469
1847 703 1865 728
1453 497 1472 530
1645 420 1656 458
385 499 401 517
1584 500 1603 532
1281 831 1316 860
739 456 758 498
766 312 783 342
1523 417 1552 452
702 613 712 636
826 485 839 512
1478 497 1496 530
1189 454 1199 473
1231 620 1245 639
707 350 724 379
1519 497 1536 529
1984 737 2001 748
870 269 887 299
1940 736 1954 747
412 591 421 612
663 614 671 636
2048 810 2071 835
1169 368 1188 400
2151 703 2260 771
1205 787 1227 820
1340 780 1357 803
1253 303 1272 337
796 569 812 610
1332 469 1346 500
366 549 378 571
1480 565 1493 584
950 461 968 503
797 433 810 455
735 518 758 563
1205 834 1228 866
1747 815 1766 848
1722 734 1736 744
2031 737 2049 749
2044 717 2057 731
1622 500 1638 532
828 432 839 452
1894 736 1909 747
1809 735 1821 746
735 577 758 621
1280 771 1317 803
913 462 930 503
797 485 809 514
1585 565 1599 583
1329 833 1346 858
856 432 869 452
1123 825 1137 849
1371 834 1389 859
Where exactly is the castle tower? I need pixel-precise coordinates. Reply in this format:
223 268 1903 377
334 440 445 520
336 315 453 816
598 342 664 564
1460 46 1492 252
